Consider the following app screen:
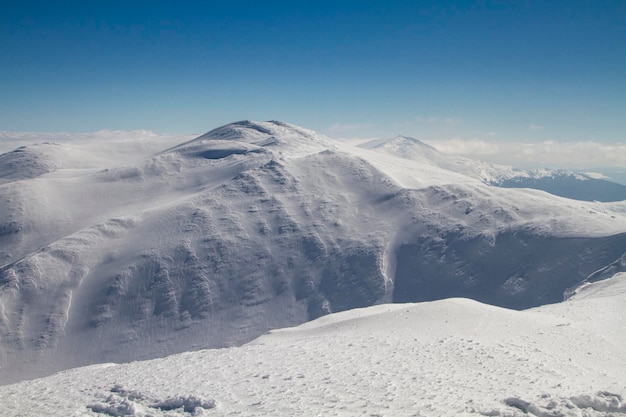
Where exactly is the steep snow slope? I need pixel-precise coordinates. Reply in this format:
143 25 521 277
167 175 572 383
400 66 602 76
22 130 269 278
1 120 625 384
1 272 625 416
358 135 626 201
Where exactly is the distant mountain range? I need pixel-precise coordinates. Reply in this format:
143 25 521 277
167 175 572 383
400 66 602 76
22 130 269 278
359 134 626 202
1 120 624 384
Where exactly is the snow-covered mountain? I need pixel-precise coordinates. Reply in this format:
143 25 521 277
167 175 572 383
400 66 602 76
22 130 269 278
358 135 626 201
1 272 625 416
0 120 625 384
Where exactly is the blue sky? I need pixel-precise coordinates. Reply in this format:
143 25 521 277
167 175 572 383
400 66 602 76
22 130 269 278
1 1 625 147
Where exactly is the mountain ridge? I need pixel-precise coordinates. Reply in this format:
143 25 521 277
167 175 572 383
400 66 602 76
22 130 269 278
0 120 625 384
357 133 626 201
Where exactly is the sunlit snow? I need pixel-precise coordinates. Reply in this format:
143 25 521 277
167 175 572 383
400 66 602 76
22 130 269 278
0 120 625 416
1 273 625 416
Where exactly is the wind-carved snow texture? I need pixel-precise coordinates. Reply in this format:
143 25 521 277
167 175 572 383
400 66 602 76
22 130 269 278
498 392 626 416
1 273 625 416
0 143 62 184
86 384 216 416
1 120 626 384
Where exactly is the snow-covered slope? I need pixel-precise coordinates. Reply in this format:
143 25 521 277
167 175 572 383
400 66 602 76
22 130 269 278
1 120 625 384
0 143 65 183
358 135 626 201
495 171 626 202
1 272 625 416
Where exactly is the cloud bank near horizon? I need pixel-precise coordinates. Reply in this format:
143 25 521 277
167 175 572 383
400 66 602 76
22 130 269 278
1 129 624 178
0 130 196 154
425 138 626 170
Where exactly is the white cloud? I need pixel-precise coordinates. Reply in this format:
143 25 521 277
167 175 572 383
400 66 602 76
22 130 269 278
583 172 610 180
426 137 501 156
402 115 462 127
443 117 462 126
327 123 376 134
0 130 195 156
529 124 544 131
425 138 626 169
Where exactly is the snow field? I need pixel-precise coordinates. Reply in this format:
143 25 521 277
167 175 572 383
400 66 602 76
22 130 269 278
1 273 625 416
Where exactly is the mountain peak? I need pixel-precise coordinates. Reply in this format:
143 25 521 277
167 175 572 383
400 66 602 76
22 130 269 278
358 134 443 164
359 135 439 152
170 120 336 159
199 120 278 140
0 142 63 183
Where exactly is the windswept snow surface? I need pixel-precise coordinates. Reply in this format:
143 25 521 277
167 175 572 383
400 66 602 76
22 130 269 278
1 120 626 384
1 273 625 416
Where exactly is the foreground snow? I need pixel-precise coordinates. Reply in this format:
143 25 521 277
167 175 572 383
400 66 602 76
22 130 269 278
1 272 625 417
